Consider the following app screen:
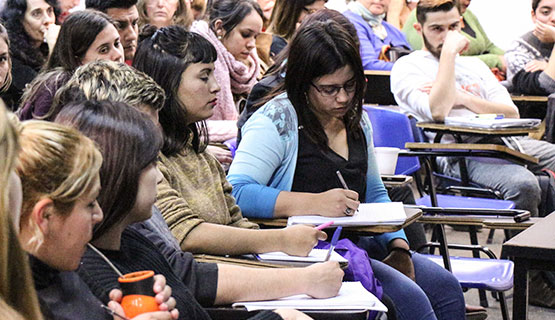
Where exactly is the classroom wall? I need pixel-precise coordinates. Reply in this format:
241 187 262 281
468 0 534 51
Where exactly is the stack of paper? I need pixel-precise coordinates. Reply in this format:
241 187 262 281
232 281 387 312
255 249 348 267
287 202 407 227
445 116 541 129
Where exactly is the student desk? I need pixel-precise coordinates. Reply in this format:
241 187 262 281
248 206 422 236
205 307 369 320
511 95 548 120
416 122 542 143
502 212 555 320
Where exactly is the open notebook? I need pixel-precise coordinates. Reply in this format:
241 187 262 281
232 281 387 312
252 249 348 268
444 116 541 129
287 202 407 227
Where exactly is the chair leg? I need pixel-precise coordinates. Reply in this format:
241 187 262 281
498 291 511 320
486 229 495 244
468 227 489 308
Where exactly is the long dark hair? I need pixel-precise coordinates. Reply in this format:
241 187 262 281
45 10 116 71
1 0 60 70
285 20 365 148
133 25 217 157
54 100 162 241
268 0 324 41
256 8 360 108
208 0 263 36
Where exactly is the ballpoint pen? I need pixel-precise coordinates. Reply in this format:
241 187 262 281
336 170 356 216
325 226 342 261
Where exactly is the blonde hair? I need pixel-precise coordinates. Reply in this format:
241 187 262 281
16 121 103 252
0 23 12 93
50 60 165 117
0 106 43 320
137 0 193 28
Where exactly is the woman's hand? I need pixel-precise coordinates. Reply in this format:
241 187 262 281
279 225 327 256
273 308 314 320
382 239 415 281
206 145 233 165
313 189 359 217
109 275 179 319
302 261 344 298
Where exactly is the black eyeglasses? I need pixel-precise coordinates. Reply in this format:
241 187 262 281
311 78 357 97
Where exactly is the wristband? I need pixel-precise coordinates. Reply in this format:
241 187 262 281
389 247 412 257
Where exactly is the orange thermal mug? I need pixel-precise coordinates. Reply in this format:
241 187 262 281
118 270 159 318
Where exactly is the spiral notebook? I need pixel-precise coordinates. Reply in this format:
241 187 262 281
232 281 387 312
252 248 348 267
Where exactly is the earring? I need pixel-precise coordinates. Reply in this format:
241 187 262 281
217 35 222 40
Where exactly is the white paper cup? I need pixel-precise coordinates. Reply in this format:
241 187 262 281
374 147 400 175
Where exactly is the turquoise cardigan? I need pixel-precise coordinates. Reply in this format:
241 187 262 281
227 93 407 249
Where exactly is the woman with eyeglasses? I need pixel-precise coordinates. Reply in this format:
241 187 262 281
228 20 466 320
267 0 326 56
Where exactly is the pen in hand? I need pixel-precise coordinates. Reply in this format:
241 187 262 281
315 221 334 230
325 226 343 261
336 170 356 216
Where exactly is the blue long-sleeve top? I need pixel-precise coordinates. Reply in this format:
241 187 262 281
227 93 407 250
343 10 412 71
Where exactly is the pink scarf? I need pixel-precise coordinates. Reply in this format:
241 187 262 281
191 20 260 121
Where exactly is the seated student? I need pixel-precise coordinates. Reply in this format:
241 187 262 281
137 0 193 29
85 0 140 63
343 0 412 71
17 9 124 121
386 0 419 30
0 105 43 320
403 0 505 71
228 18 465 320
55 100 340 320
391 0 555 217
239 8 428 250
190 0 263 164
15 118 178 320
132 25 328 257
267 0 327 56
505 0 555 95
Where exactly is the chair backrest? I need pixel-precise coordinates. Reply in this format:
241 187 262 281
363 71 397 106
363 106 420 175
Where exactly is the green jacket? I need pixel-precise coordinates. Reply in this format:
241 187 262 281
403 9 504 69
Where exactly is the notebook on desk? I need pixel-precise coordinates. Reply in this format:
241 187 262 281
444 116 541 129
252 249 348 268
232 281 387 312
287 202 407 227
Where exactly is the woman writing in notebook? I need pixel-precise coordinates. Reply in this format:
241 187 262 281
228 20 466 320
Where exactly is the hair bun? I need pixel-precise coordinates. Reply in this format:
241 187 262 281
138 24 158 43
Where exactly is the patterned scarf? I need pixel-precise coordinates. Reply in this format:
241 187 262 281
348 1 388 40
190 20 260 120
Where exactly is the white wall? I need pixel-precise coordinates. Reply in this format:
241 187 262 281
468 0 535 50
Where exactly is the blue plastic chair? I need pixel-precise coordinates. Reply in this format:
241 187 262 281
365 106 515 319
421 252 513 320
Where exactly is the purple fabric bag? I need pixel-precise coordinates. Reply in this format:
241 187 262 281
316 239 383 319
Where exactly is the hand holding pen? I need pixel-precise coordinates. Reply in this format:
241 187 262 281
336 170 359 216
